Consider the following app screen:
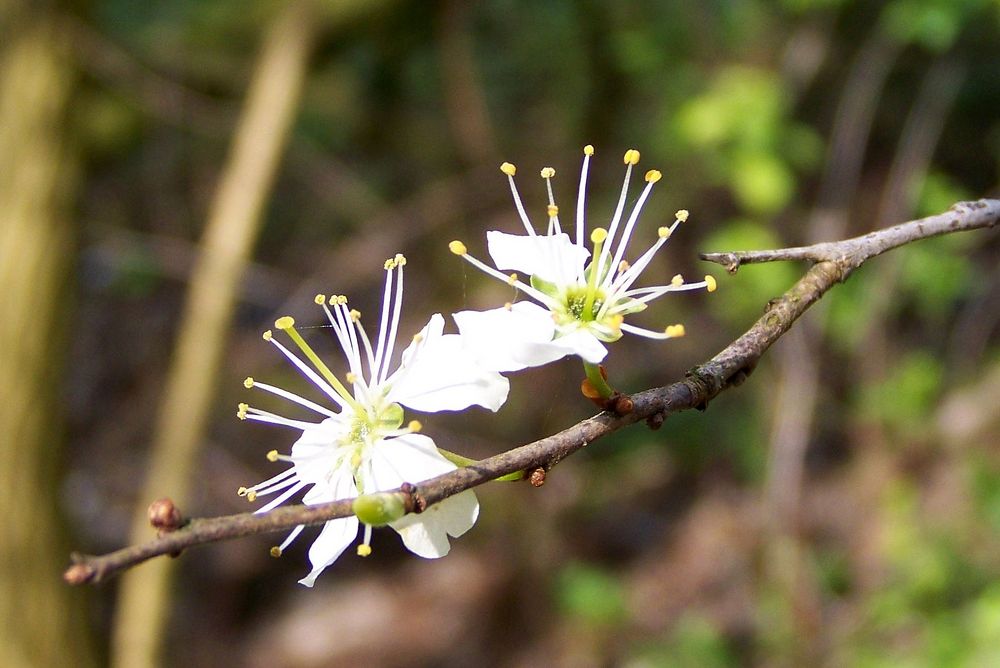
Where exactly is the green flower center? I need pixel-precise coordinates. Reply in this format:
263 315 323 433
564 285 605 322
349 400 404 445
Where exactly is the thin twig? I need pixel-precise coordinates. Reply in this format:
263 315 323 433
700 199 999 272
65 199 1000 585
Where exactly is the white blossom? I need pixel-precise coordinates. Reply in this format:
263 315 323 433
238 255 508 586
450 146 715 373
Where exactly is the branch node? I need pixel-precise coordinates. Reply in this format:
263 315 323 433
645 412 665 430
725 363 756 388
63 559 96 585
699 252 741 273
611 393 634 415
400 482 425 513
528 467 546 487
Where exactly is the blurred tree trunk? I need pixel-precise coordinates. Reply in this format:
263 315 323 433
0 8 95 668
111 3 317 667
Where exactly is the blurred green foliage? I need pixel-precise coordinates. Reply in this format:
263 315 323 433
56 0 1000 665
555 561 628 626
626 615 735 668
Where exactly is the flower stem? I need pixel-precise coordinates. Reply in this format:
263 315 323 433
583 361 614 399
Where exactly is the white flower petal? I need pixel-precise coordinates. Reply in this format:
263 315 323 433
397 313 446 368
389 490 479 557
298 515 359 587
487 230 589 285
545 327 608 364
390 513 452 558
290 417 351 487
454 302 608 370
387 315 509 413
435 489 480 538
297 458 360 586
363 434 480 558
367 433 456 488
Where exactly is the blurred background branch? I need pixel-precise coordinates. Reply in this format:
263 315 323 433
111 3 318 666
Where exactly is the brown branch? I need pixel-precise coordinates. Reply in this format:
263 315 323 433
700 199 1000 272
65 199 1000 585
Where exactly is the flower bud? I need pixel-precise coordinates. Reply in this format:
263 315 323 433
148 497 183 531
353 492 407 527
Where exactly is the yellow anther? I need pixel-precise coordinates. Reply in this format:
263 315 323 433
314 294 326 305
624 149 640 165
236 403 249 420
266 449 279 462
584 144 595 156
237 486 248 497
345 372 357 384
507 273 518 286
666 324 686 338
246 490 257 502
274 316 295 330
408 420 422 432
269 546 282 558
547 204 559 217
504 302 513 311
671 274 684 286
349 309 361 321
357 544 373 557
384 258 394 270
243 377 254 389
705 275 717 292
675 209 689 222
500 162 517 176
644 169 662 184
658 226 672 239
395 253 407 266
619 260 631 273
449 240 467 256
540 167 555 179
412 333 424 343
262 330 273 341
591 227 608 244
337 295 348 305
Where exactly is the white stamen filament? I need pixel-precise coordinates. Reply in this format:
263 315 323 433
248 380 339 418
455 250 564 311
242 406 326 431
575 149 592 249
322 299 362 382
326 300 373 406
265 336 351 410
243 467 296 495
604 178 657 292
543 173 562 235
278 525 305 551
620 322 684 339
596 160 635 282
372 262 395 383
506 174 536 236
255 481 308 513
347 305 379 387
379 258 405 386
